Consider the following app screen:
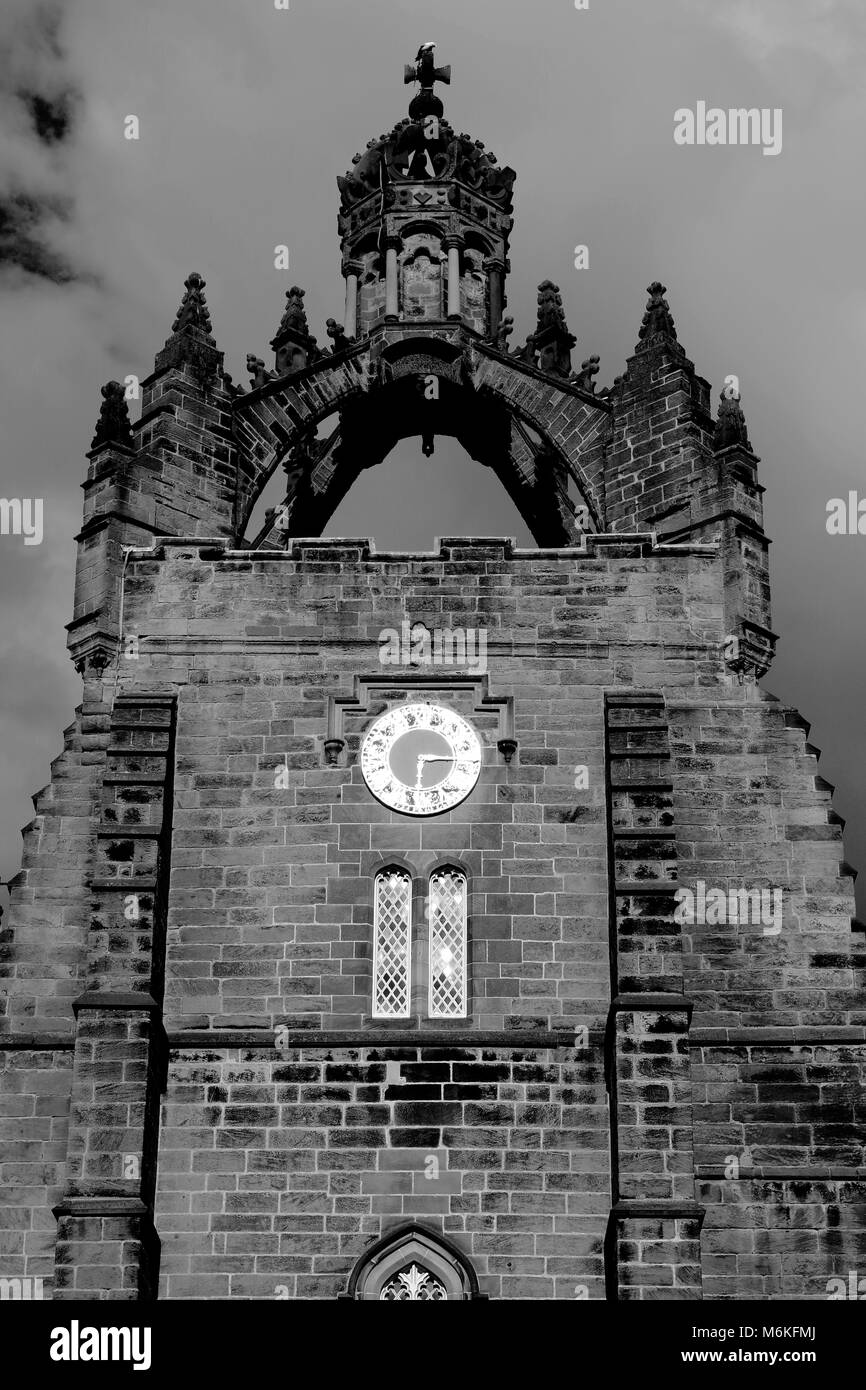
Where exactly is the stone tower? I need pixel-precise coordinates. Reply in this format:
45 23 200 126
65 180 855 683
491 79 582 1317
1 47 863 1303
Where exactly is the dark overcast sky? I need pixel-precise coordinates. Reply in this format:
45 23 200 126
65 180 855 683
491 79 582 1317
1 0 864 918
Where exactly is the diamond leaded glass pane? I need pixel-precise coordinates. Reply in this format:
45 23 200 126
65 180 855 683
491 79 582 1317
429 869 467 1018
380 1264 448 1300
373 870 411 1017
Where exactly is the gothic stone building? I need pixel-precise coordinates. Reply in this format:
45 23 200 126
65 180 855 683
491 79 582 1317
1 50 864 1302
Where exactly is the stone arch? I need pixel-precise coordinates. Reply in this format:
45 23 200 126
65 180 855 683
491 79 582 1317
247 412 584 550
353 230 379 256
464 227 495 256
341 1222 484 1300
233 338 608 541
396 217 448 243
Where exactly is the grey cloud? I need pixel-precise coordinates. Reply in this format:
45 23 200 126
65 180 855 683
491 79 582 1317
0 0 82 285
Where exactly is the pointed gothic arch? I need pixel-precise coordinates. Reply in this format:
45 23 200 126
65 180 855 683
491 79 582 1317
340 1223 485 1300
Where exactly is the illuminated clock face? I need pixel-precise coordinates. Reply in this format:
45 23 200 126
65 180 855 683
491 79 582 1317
360 702 482 816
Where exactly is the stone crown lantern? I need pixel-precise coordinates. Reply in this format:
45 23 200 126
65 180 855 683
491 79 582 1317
336 44 515 340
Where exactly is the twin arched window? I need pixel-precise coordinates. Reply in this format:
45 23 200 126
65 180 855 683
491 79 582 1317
373 868 467 1019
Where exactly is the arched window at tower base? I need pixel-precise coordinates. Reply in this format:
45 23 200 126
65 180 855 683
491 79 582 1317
340 1224 485 1301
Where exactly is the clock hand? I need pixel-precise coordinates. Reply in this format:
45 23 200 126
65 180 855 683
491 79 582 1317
415 752 454 789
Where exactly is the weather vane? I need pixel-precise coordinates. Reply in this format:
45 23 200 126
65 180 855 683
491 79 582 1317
404 41 451 90
403 42 451 120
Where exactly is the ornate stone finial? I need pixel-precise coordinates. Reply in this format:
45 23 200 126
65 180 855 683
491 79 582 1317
326 318 352 354
90 381 134 452
246 354 275 390
536 281 567 334
635 280 682 354
573 355 600 393
171 272 213 336
153 270 222 384
277 287 309 338
271 287 319 374
714 386 752 452
403 42 451 119
533 281 576 377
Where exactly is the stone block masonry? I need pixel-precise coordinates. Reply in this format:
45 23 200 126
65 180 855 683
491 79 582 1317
1 533 860 1298
1 47 863 1300
155 1044 606 1300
